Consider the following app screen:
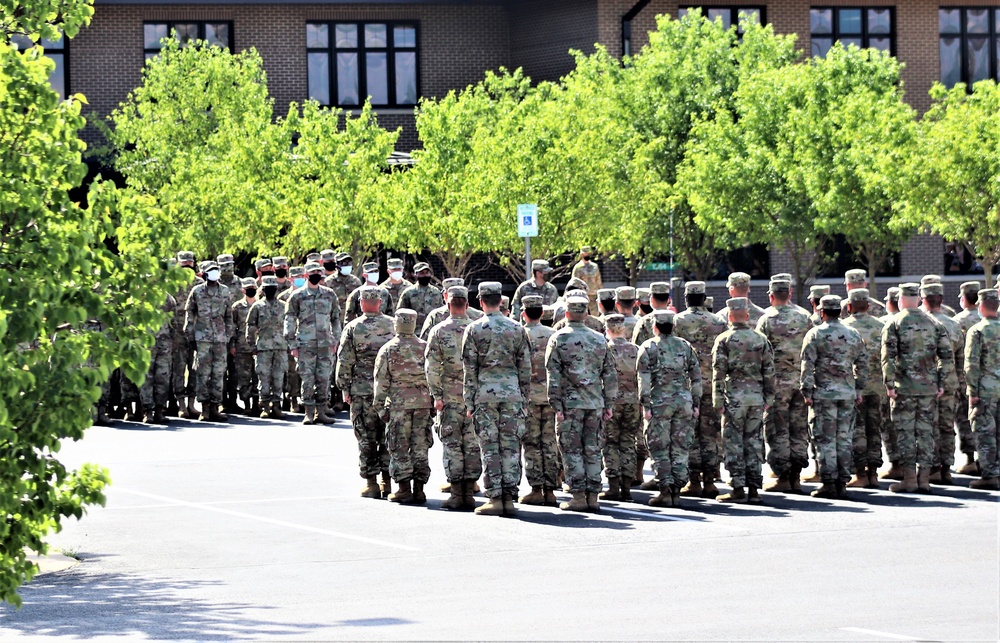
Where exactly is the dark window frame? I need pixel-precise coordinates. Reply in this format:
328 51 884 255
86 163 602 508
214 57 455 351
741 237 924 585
809 6 896 58
11 33 68 99
676 5 768 35
143 20 234 60
938 7 1000 89
305 20 420 109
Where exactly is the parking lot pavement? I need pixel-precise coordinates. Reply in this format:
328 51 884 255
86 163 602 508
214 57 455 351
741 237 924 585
1 413 997 641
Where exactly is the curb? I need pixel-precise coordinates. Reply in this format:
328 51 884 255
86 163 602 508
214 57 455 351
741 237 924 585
27 552 79 576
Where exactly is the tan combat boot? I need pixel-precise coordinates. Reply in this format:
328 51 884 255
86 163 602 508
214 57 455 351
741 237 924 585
412 482 426 505
542 487 558 506
126 402 142 422
883 462 904 480
803 459 822 482
633 461 645 487
939 467 954 485
439 482 452 493
681 472 703 497
889 467 918 493
302 405 316 425
186 396 199 419
648 488 671 507
916 465 932 493
316 404 336 424
560 491 588 512
620 477 634 502
360 476 381 499
764 473 791 493
969 476 1000 490
956 454 980 476
747 485 763 504
441 482 464 510
519 486 545 505
788 467 804 494
267 401 284 420
463 480 478 510
389 480 413 504
381 472 392 499
866 467 880 488
586 492 600 512
718 486 747 503
474 496 504 516
209 406 229 422
811 482 837 498
598 477 621 500
847 467 868 488
928 466 943 484
702 473 720 499
502 491 518 516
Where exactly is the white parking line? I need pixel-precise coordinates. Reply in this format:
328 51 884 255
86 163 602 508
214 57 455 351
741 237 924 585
115 488 420 552
840 627 922 640
107 495 351 510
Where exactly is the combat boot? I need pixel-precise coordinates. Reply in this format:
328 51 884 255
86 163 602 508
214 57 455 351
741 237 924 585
747 485 763 504
389 480 413 504
439 482 452 493
956 454 980 476
316 404 336 424
281 396 291 412
126 402 141 422
472 481 481 493
939 467 954 485
586 492 600 512
542 487 558 506
153 407 168 425
292 397 303 413
187 396 199 419
598 477 621 500
165 398 179 418
788 467 804 494
810 482 837 498
474 496 504 516
928 466 943 484
360 476 381 499
916 465 932 494
560 491 588 512
519 486 545 505
302 405 316 425
267 401 284 420
764 473 791 493
463 480 478 509
639 478 659 491
502 491 518 516
969 476 1000 490
889 467 918 493
143 406 157 425
671 485 683 507
209 406 229 422
702 473 720 499
803 459 821 482
93 405 111 426
441 482 465 510
884 462 904 480
681 472 703 497
648 488 671 507
247 397 262 418
866 466 880 489
835 481 849 499
381 472 392 499
412 482 427 505
620 477 634 502
633 462 644 487
198 403 212 422
718 486 747 503
847 467 868 488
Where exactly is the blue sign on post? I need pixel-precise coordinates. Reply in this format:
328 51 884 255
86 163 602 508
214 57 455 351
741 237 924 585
517 204 538 238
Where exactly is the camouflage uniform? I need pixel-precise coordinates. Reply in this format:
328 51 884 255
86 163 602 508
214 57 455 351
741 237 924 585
953 281 983 462
637 312 702 493
322 251 363 320
374 310 434 491
218 254 242 411
380 258 412 312
345 276 393 322
184 270 234 411
800 296 868 487
631 282 673 346
727 273 767 326
552 312 605 334
140 293 177 419
284 268 342 416
273 256 293 297
712 298 776 492
964 292 1000 484
337 288 396 479
603 317 641 487
841 269 887 318
926 283 964 474
462 282 532 502
570 247 603 315
171 253 202 409
246 278 288 410
755 280 811 479
521 297 559 492
545 297 618 497
230 278 259 407
510 260 559 320
843 290 888 473
397 267 443 330
278 270 303 409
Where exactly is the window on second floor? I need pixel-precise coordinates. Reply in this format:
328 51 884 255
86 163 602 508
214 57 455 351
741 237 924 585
810 7 894 57
11 33 66 99
939 7 1000 88
677 6 765 37
144 21 232 62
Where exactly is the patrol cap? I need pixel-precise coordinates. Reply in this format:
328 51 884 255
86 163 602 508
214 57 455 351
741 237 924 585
650 282 671 295
442 278 464 289
704 296 714 308
217 254 235 266
845 269 867 285
566 277 588 293
820 294 842 311
387 258 404 270
726 297 749 311
885 287 900 301
920 274 942 285
500 296 510 312
177 250 195 263
604 314 625 330
198 260 212 273
320 249 337 262
809 285 830 299
395 309 418 334
360 286 382 301
413 262 430 273
261 275 279 287
978 289 999 303
581 246 593 254
448 286 469 300
255 258 273 271
531 259 552 273
272 256 289 268
566 296 589 314
920 283 944 297
685 281 706 295
637 288 651 302
847 289 869 303
240 277 257 289
478 281 503 296
541 305 555 321
652 310 675 325
768 279 791 293
203 261 220 272
362 262 379 273
727 272 751 288
304 261 322 273
898 283 921 297
960 281 982 295
305 252 321 264
337 252 354 263
616 286 636 301
522 295 544 308
772 273 793 282
597 288 616 301
289 266 306 277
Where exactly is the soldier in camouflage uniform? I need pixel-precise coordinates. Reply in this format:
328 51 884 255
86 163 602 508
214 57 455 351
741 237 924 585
218 254 242 413
800 295 868 499
272 256 292 296
637 288 653 317
397 262 441 331
246 275 287 419
515 295 560 506
597 314 641 502
462 281 531 516
553 280 605 333
322 250 363 319
727 272 766 326
337 286 396 498
425 286 482 510
614 287 639 339
230 277 260 417
637 311 702 507
631 281 674 486
279 266 306 413
881 283 953 493
712 297 776 504
345 261 393 321
922 282 964 485
420 278 483 338
953 281 983 475
756 278 811 493
597 288 617 317
545 295 618 513
510 259 559 320
381 257 412 310
920 275 957 316
139 292 176 425
253 258 274 287
285 262 341 425
171 251 202 419
880 286 904 480
185 261 233 422
673 281 727 498
808 285 830 327
571 246 603 316
841 269 886 317
843 289 887 488
374 309 434 505
965 289 1000 490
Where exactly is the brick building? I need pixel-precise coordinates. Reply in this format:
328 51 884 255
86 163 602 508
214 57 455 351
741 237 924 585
55 0 998 299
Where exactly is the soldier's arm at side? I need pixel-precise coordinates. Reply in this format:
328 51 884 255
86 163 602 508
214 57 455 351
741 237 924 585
711 336 728 410
687 342 703 402
636 344 653 410
544 337 565 416
852 334 869 400
330 292 342 344
599 343 618 412
373 346 391 415
245 305 258 347
516 329 532 404
283 293 299 351
183 288 197 338
335 325 354 391
881 322 897 397
964 327 981 400
461 328 479 414
761 338 776 408
424 330 444 404
224 290 235 341
935 324 954 396
799 330 817 403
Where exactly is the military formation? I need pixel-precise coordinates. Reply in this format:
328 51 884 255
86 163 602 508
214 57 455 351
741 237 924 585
94 247 1000 517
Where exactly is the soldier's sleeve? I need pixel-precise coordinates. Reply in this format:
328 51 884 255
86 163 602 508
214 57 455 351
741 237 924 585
224 291 235 341
687 342 703 401
755 315 768 335
935 324 954 390
373 345 390 411
954 331 966 390
183 288 197 337
283 293 299 349
510 284 524 320
965 327 981 398
544 336 565 414
346 290 359 320
881 321 897 389
461 327 479 412
799 330 817 398
761 337 776 407
712 335 728 409
382 289 393 315
637 344 653 408
335 325 355 390
852 334 869 396
245 305 258 347
630 318 644 345
424 330 444 403
330 292 342 342
594 268 603 292
599 342 618 409
516 328 532 403
419 314 434 340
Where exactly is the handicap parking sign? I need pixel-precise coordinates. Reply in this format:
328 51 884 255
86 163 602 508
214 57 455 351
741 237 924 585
517 204 538 237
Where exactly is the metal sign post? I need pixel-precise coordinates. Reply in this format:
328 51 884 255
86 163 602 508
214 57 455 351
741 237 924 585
517 204 539 279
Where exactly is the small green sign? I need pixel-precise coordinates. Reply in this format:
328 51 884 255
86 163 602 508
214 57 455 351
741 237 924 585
644 262 677 271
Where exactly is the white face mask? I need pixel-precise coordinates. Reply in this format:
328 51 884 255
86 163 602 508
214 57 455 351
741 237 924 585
366 272 379 284
340 265 353 276
390 270 403 281
206 269 220 282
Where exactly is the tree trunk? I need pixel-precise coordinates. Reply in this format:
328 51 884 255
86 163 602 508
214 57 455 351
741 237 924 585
866 247 879 297
628 255 640 287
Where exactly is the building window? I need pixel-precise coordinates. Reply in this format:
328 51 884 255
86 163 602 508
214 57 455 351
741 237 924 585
306 21 419 108
11 33 67 100
677 6 765 36
144 22 232 61
939 8 1000 88
810 7 894 57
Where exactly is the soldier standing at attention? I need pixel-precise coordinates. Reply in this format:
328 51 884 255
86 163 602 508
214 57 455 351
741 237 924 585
880 286 904 481
881 283 953 494
185 260 233 422
140 291 176 425
953 281 983 475
322 250 362 320
171 251 202 419
842 269 886 317
921 275 957 316
922 282 964 485
425 286 482 510
516 295 559 506
843 289 887 488
510 260 559 320
727 272 767 326
964 289 1000 490
637 310 701 507
381 257 412 310
398 262 442 330
338 287 396 498
800 295 868 499
808 285 831 327
571 246 603 316
545 295 618 513
218 254 242 414
632 281 673 487
230 277 261 417
421 278 483 338
246 276 287 420
462 282 531 517
597 289 617 318
374 309 434 505
600 314 641 502
615 287 639 339
345 261 392 321
756 278 811 493
712 297 775 504
284 262 341 425
279 266 306 413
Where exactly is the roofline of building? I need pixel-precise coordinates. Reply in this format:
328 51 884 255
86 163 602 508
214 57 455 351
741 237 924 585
95 0 506 4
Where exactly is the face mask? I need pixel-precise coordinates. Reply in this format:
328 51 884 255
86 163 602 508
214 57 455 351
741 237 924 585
206 269 220 282
341 265 353 276
245 288 257 299
261 270 274 278
417 276 431 287
264 286 277 300
293 277 306 288
222 267 234 276
390 270 403 281
366 272 379 284
308 273 323 285
275 268 288 279
640 304 653 315
323 261 337 272
582 256 591 262
541 319 553 328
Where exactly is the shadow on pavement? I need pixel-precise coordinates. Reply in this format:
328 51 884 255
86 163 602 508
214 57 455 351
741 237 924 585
515 510 635 530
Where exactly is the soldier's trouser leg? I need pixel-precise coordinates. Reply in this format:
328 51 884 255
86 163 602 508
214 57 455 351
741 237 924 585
635 433 649 475
853 394 884 470
351 395 388 478
934 392 958 468
557 408 604 494
436 405 483 483
297 348 332 406
971 398 1000 478
811 399 854 484
605 402 640 482
647 402 692 490
764 388 792 476
171 338 191 400
881 396 899 464
788 390 810 471
236 352 257 401
724 400 764 489
140 339 172 409
388 409 433 484
602 406 622 479
195 341 226 405
956 391 976 457
690 392 720 476
286 353 299 400
225 351 237 405
891 395 937 468
473 402 525 499
524 403 558 488
315 351 333 407
255 350 287 404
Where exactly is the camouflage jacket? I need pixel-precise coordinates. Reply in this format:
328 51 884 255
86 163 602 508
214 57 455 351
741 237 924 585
711 322 776 408
510 280 559 319
932 310 964 391
185 282 234 344
570 260 602 295
841 297 887 318
345 284 392 321
553 314 605 334
246 298 287 351
424 314 475 406
747 301 767 327
544 321 618 413
230 298 255 354
608 337 641 405
965 317 1000 398
380 278 413 311
398 283 443 330
631 311 662 346
621 314 639 340
173 272 203 340
284 285 342 350
809 311 823 327
637 335 702 409
674 307 727 388
420 305 483 339
525 321 557 405
953 308 982 336
461 312 531 410
800 319 868 401
843 311 886 397
336 312 396 397
374 335 432 411
881 308 953 396
324 272 363 319
221 273 243 308
755 304 811 389
154 293 176 343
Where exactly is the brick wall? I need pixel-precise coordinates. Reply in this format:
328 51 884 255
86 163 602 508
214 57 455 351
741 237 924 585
508 0 599 82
